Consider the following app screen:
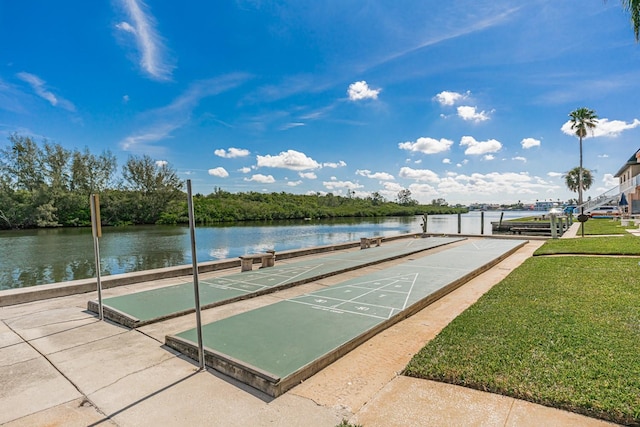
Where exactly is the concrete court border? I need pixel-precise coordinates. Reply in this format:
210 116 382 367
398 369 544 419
87 236 465 328
0 232 542 307
0 233 420 307
166 238 528 397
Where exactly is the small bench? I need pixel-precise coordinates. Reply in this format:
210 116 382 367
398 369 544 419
239 250 275 272
360 237 382 249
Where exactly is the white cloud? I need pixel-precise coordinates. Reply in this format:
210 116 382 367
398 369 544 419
214 147 250 158
245 174 275 183
238 167 252 173
398 167 440 183
512 156 526 162
287 180 302 187
598 154 609 158
299 172 317 179
208 167 229 178
115 0 174 80
442 158 451 164
323 179 363 190
547 172 563 178
379 181 406 201
119 74 249 152
323 160 347 168
591 118 640 137
602 173 617 187
356 169 395 180
434 171 555 200
483 154 495 161
382 181 404 192
120 123 178 152
457 106 490 122
123 94 130 103
398 137 453 154
115 21 136 33
521 137 541 149
407 183 438 198
256 149 321 171
16 72 76 112
347 81 380 101
561 118 640 138
280 122 305 130
434 90 469 106
460 136 502 155
155 160 168 167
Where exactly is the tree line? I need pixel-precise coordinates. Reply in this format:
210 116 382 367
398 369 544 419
0 134 465 230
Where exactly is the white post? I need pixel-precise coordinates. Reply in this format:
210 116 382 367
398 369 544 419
550 213 558 239
187 180 205 370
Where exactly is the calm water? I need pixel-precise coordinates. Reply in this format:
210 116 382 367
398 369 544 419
0 211 531 290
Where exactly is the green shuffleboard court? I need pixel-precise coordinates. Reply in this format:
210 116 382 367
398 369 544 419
88 236 464 327
166 238 527 397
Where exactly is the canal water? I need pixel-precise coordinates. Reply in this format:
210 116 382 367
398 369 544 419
0 211 532 290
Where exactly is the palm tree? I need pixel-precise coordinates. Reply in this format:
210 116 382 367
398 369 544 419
564 166 594 196
568 107 598 205
620 0 640 41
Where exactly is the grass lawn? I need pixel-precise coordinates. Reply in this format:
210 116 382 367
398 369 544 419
404 247 640 424
578 218 631 235
535 235 640 255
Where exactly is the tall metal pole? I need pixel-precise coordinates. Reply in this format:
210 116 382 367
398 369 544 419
480 211 485 235
90 194 103 321
187 180 205 370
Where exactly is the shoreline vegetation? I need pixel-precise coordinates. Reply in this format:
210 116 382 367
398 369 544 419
404 219 640 425
0 186 467 231
0 134 466 230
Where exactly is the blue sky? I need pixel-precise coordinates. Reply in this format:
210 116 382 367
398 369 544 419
2 1 640 205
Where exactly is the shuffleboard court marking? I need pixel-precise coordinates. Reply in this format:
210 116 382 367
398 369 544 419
401 271 418 310
288 272 419 320
200 263 326 293
165 238 528 397
89 236 466 327
289 296 394 320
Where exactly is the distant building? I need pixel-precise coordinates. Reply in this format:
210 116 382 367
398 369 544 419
614 149 640 214
534 201 555 211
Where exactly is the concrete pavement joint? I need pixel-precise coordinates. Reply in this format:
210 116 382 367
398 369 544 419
29 320 130 352
87 351 185 396
4 318 112 424
85 370 201 427
1 238 618 426
504 397 517 426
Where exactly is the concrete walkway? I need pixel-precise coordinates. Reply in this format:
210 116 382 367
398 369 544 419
0 238 618 426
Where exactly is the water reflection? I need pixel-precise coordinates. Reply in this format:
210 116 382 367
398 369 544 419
0 212 529 289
